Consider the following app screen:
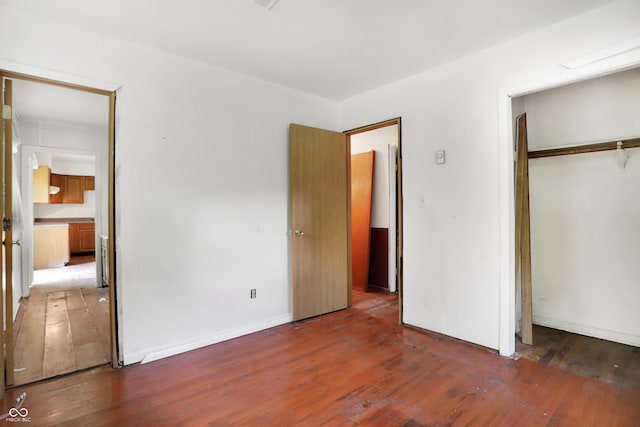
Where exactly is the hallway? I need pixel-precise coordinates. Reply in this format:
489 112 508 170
11 257 110 386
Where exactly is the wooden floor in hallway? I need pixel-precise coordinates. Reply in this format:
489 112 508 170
11 257 111 386
2 290 639 426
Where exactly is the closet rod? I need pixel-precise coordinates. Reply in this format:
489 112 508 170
528 137 640 159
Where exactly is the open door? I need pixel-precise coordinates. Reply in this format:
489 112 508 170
289 124 350 321
515 113 533 345
1 77 15 389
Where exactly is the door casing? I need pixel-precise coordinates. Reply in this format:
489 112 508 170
0 70 119 395
345 118 403 322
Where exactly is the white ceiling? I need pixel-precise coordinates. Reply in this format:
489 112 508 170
11 79 109 129
5 0 617 127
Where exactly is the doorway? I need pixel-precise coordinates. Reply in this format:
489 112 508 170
345 118 403 319
511 68 640 387
1 71 117 390
289 118 403 323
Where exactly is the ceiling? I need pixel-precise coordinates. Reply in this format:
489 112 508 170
4 0 618 128
11 79 109 130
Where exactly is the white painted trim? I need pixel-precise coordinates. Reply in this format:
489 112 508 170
497 87 516 357
130 314 294 365
497 52 640 358
0 59 121 92
561 36 640 70
533 316 640 348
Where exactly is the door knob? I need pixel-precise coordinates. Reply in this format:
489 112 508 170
294 228 305 237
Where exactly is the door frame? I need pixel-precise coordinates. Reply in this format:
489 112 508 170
345 118 403 322
1 69 120 392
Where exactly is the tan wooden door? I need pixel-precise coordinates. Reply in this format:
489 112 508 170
289 124 350 321
351 150 375 291
1 76 15 389
515 113 533 345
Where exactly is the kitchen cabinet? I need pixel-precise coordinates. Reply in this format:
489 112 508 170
84 176 95 191
49 174 64 204
49 174 95 204
33 166 51 204
63 175 84 204
69 222 96 254
34 224 70 269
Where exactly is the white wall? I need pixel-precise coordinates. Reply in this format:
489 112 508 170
51 157 96 176
2 0 639 362
529 149 640 346
339 0 640 352
521 69 640 346
0 5 339 364
525 68 640 150
33 191 96 219
350 125 398 228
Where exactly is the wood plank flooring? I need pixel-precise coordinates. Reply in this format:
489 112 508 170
11 257 110 386
3 290 639 426
516 325 640 391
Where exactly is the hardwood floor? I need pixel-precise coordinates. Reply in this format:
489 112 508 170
516 325 640 391
3 291 639 426
11 256 110 386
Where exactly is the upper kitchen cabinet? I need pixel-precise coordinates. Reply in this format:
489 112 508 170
48 174 96 204
63 175 84 204
84 176 95 191
33 165 51 204
49 173 63 204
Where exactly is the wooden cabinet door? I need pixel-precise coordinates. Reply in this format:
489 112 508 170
70 223 95 254
63 175 84 203
49 173 64 204
33 166 50 203
84 176 95 191
68 223 78 254
78 223 96 252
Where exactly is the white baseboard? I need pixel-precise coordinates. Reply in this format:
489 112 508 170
123 313 293 365
533 315 640 347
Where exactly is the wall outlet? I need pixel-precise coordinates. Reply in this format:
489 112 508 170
250 289 257 299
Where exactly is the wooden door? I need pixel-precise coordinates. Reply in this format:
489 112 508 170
289 124 350 321
351 151 375 291
1 76 15 388
515 113 533 345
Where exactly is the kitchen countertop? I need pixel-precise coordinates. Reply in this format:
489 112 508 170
34 217 95 224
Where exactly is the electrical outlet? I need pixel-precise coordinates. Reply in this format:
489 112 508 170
250 289 257 299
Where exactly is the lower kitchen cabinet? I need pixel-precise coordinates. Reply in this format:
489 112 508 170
69 222 96 254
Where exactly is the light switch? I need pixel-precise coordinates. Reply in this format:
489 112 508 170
435 150 446 165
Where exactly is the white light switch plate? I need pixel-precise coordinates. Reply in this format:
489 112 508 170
435 150 446 165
